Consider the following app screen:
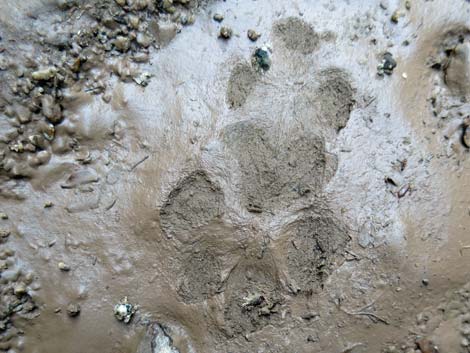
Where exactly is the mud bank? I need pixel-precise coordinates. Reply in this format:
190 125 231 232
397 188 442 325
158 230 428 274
1 1 470 353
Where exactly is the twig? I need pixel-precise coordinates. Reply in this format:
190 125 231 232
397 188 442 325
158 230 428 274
342 343 366 353
355 294 383 312
345 250 361 261
353 311 389 325
341 308 389 325
105 199 117 211
129 155 149 171
364 96 377 108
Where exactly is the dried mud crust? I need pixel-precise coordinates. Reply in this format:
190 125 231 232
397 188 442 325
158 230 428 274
286 212 350 292
272 17 320 55
177 248 222 304
295 68 356 134
223 120 333 213
226 62 258 109
223 255 283 337
159 170 224 240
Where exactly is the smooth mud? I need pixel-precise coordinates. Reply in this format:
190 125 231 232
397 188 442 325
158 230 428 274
1 1 470 353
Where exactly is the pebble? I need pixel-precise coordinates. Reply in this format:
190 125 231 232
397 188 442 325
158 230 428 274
21 273 33 286
377 52 397 75
136 32 153 48
252 47 271 71
14 283 27 296
391 10 401 23
162 0 175 13
44 201 54 208
422 278 429 286
31 67 57 81
58 262 70 271
66 303 81 317
247 29 261 41
219 26 232 39
128 15 140 29
0 213 8 220
42 124 55 142
213 13 224 22
114 36 130 52
9 142 24 153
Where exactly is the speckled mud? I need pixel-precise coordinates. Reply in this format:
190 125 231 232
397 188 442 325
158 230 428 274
1 1 470 353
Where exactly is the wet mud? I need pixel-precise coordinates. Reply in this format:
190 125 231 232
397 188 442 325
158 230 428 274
2 1 470 353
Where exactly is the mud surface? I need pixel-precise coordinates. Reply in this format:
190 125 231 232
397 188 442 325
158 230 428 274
2 1 470 353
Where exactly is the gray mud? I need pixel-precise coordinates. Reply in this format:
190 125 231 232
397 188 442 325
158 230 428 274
314 69 356 132
223 120 333 213
2 1 470 353
226 62 258 108
177 248 222 304
273 17 321 54
160 170 224 241
293 68 355 138
222 254 283 337
286 210 350 292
